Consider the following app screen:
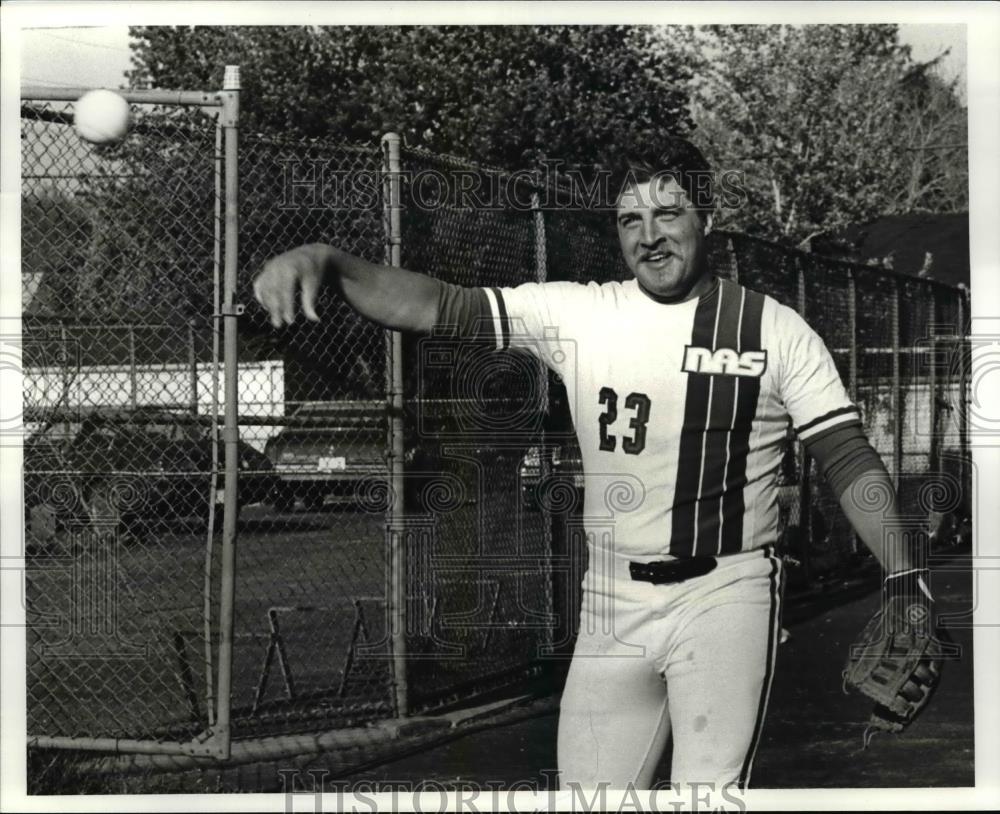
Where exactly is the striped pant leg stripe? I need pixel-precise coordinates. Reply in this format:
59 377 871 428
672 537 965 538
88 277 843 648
737 546 783 790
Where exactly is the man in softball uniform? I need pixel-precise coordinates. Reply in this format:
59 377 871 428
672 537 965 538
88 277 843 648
253 139 929 789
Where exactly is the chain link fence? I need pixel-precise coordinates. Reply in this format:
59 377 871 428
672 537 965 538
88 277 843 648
21 93 229 755
395 148 557 709
227 135 396 737
21 85 970 790
722 233 969 588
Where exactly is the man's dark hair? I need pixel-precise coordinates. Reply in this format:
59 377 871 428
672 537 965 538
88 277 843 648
604 137 715 221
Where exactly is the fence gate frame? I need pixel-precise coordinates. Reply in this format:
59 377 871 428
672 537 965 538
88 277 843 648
21 67 242 761
380 132 409 718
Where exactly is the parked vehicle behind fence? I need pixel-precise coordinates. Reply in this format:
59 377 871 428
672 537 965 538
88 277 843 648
263 405 388 512
24 408 276 535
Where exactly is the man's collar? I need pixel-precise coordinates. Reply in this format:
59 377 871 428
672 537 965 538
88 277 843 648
635 275 719 305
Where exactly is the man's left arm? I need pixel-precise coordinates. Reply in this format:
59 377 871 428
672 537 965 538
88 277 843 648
804 424 919 577
776 301 923 581
806 418 946 740
776 302 945 735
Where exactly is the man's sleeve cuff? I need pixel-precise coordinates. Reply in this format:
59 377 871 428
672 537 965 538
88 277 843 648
435 282 500 344
803 419 885 499
794 405 862 442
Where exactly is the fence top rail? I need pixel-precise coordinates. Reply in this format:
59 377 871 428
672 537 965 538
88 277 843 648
244 132 378 155
24 318 191 328
20 86 224 107
720 229 968 296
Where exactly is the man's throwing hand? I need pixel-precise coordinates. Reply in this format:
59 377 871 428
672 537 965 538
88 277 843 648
252 244 328 328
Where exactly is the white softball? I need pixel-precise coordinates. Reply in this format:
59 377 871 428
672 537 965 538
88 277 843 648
74 89 130 144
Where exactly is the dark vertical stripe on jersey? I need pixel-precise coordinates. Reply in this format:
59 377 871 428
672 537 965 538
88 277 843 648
669 286 720 556
719 287 766 555
490 287 510 349
693 281 743 556
738 548 782 790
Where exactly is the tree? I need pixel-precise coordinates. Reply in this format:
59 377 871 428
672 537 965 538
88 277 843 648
671 25 968 246
127 26 694 169
892 67 968 214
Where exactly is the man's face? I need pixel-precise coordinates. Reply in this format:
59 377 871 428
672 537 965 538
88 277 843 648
616 175 713 301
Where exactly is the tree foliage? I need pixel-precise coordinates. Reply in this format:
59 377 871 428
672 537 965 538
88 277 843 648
672 25 968 245
891 68 968 215
126 24 968 247
127 25 694 169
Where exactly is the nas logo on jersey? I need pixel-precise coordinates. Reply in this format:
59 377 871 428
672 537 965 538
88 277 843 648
681 346 768 377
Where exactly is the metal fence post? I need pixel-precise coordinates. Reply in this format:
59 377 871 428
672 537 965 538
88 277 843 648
381 132 408 718
188 318 199 415
726 235 740 284
795 257 812 581
891 277 902 491
847 269 858 403
59 321 70 433
928 293 939 474
530 188 556 654
847 268 860 554
957 288 969 506
203 113 225 731
532 190 548 412
796 257 807 315
214 64 242 759
129 324 138 409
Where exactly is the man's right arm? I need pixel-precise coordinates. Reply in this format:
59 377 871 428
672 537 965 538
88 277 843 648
253 243 442 333
253 244 585 371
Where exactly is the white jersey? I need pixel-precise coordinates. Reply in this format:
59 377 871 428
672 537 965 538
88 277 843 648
477 276 857 558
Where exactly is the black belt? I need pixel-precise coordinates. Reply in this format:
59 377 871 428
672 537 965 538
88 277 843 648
629 556 717 585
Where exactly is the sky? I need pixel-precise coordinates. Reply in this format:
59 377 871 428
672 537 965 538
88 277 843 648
18 23 968 98
19 25 133 90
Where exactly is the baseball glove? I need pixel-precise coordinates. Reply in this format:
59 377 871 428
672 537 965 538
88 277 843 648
842 568 950 747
